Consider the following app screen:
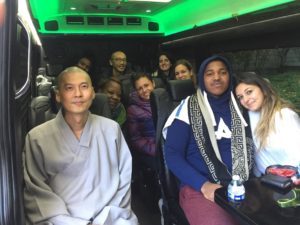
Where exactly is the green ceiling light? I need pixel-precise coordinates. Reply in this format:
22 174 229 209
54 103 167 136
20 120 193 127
27 0 295 35
155 0 295 36
29 0 60 21
129 0 171 2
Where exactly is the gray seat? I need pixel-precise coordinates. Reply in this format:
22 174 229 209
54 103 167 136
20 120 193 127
120 76 134 107
36 67 56 96
153 77 167 89
90 93 111 118
29 96 57 130
150 79 195 225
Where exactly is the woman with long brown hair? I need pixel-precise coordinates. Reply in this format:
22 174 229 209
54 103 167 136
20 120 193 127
235 72 300 176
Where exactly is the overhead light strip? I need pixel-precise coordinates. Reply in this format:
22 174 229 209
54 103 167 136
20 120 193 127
127 0 171 2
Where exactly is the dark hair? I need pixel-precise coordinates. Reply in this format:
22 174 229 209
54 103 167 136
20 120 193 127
235 71 297 150
173 58 197 85
110 50 126 60
235 72 274 98
131 72 153 89
77 52 95 66
155 51 175 80
157 51 174 64
97 77 121 92
174 59 193 71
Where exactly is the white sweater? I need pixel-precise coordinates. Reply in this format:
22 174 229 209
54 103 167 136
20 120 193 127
249 108 300 176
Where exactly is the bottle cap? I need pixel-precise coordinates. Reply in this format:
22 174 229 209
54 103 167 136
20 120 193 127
232 175 240 180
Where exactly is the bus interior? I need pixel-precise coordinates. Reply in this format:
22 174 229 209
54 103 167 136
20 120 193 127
1 0 300 224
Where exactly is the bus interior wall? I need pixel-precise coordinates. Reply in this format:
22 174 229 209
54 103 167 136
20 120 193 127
2 1 300 225
41 37 161 74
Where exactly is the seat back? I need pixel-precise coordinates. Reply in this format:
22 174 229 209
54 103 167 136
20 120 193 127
150 79 195 225
29 96 56 130
153 77 167 89
167 79 195 102
120 76 134 107
36 67 57 96
150 88 179 199
46 63 63 77
90 93 111 118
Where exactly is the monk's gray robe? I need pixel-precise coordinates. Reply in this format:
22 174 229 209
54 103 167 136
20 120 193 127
24 110 138 225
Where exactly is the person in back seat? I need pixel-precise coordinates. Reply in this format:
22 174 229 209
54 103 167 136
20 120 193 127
97 77 126 127
101 51 133 81
75 54 99 86
152 51 174 84
163 55 255 225
23 67 138 225
126 73 156 168
76 56 92 73
174 58 197 87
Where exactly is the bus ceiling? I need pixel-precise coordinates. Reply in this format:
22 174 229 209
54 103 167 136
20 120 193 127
25 0 298 37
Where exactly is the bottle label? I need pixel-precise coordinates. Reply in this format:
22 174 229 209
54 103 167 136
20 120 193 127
228 192 245 201
228 186 245 202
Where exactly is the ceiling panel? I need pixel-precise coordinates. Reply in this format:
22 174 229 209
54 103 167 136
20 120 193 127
26 0 296 35
61 0 182 15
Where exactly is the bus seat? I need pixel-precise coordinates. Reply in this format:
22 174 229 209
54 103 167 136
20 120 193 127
36 67 56 96
153 77 167 89
150 79 195 225
90 93 112 119
120 76 134 107
46 63 63 77
37 81 52 96
29 96 56 130
167 79 195 102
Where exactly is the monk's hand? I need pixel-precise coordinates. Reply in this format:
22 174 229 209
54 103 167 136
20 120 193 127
200 181 222 202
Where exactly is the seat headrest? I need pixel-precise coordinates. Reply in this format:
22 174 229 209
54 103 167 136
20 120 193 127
37 67 47 76
120 77 134 107
46 64 63 77
90 93 111 118
153 77 166 89
49 86 60 113
150 88 173 130
167 79 195 101
29 96 56 129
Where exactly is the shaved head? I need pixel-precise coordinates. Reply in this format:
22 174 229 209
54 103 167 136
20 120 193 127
57 66 92 90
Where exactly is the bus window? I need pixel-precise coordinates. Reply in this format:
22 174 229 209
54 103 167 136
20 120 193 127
225 47 300 107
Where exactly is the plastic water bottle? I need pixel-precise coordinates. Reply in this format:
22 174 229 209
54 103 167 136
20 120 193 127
227 175 245 202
